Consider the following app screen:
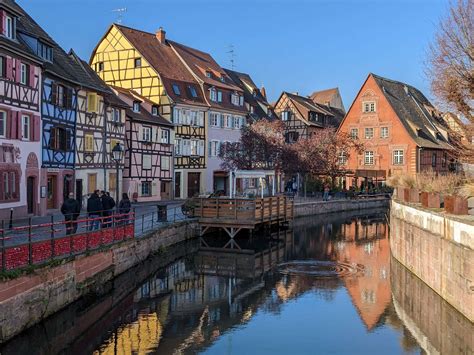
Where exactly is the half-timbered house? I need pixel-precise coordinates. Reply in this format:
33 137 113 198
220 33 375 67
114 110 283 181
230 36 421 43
0 0 42 218
69 51 127 206
274 92 342 143
170 41 248 194
112 86 174 202
90 25 208 199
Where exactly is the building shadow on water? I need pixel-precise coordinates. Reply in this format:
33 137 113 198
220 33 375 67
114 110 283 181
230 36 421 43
1 208 471 354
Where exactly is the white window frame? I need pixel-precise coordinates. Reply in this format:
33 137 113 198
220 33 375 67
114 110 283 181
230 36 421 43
217 91 222 102
142 126 152 142
133 101 140 113
365 127 374 139
380 127 389 138
0 111 6 138
142 154 152 170
350 128 358 139
160 129 170 144
393 150 404 165
338 151 347 165
231 93 239 106
161 156 170 171
190 139 198 156
5 16 13 40
210 140 220 157
363 101 376 113
281 111 290 121
364 151 374 165
141 181 151 196
210 112 220 127
210 88 217 102
175 138 182 156
20 63 27 85
112 108 120 122
22 114 30 140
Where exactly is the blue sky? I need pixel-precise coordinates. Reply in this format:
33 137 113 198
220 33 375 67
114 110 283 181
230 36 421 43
18 0 448 108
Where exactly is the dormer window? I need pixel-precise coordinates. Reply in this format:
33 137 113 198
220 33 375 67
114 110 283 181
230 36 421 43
20 63 29 85
239 95 244 106
5 15 14 40
209 88 217 102
134 58 141 68
363 101 376 113
37 41 53 62
231 93 240 106
205 71 212 78
281 111 290 121
219 75 225 83
172 84 181 96
152 105 158 116
188 85 198 98
217 91 222 102
97 62 104 72
133 101 140 112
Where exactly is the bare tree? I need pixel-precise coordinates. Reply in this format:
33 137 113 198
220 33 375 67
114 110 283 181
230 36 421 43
427 0 473 122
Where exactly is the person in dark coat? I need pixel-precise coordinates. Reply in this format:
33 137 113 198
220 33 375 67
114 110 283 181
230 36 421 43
101 191 116 228
118 193 132 225
87 190 103 230
61 192 81 235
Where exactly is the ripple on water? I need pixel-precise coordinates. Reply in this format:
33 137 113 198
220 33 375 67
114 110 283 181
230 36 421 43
278 260 365 278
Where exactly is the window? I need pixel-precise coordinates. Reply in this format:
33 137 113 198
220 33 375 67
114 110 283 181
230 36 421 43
210 112 220 127
210 88 217 102
380 127 389 138
338 152 347 165
20 63 28 85
432 152 437 167
350 128 359 139
205 71 212 78
87 92 98 113
0 56 5 78
172 84 181 96
363 101 376 113
234 116 242 129
161 156 170 171
365 128 374 139
188 85 198 98
393 150 404 165
142 154 152 170
364 151 374 165
175 138 181 155
97 62 104 72
141 181 152 196
84 133 94 152
142 126 152 142
50 127 69 151
160 129 170 144
190 140 198 155
225 115 233 128
231 93 240 106
37 41 53 61
239 96 244 106
57 85 65 107
217 91 222 102
111 108 120 122
0 111 6 138
152 105 158 116
5 15 13 40
109 172 117 191
133 101 140 112
134 58 142 68
285 131 299 143
209 140 220 157
22 115 30 140
281 111 290 121
442 152 447 167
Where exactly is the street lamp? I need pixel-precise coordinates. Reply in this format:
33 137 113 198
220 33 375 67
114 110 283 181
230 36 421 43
111 142 123 206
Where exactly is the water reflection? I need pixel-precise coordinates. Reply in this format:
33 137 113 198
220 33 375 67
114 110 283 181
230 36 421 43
2 209 472 354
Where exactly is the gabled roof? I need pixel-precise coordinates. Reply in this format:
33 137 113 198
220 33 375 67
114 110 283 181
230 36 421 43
283 92 336 127
371 74 453 150
310 88 338 102
105 24 207 107
110 86 173 127
224 68 275 120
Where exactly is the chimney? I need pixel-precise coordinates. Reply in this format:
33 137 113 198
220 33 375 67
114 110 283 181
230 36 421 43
156 27 166 44
260 85 267 100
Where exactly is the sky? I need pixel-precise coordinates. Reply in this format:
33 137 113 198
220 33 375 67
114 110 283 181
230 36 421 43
18 0 449 108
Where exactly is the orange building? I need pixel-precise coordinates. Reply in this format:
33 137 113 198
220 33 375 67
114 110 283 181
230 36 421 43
338 73 454 186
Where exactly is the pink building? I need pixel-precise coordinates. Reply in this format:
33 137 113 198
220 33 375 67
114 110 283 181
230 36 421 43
111 87 174 202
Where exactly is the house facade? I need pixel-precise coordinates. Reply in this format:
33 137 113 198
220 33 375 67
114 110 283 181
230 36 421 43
170 41 247 194
337 73 453 187
90 25 207 199
113 86 174 202
0 1 42 218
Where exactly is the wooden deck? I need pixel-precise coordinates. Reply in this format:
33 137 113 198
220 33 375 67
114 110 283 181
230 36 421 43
194 196 294 237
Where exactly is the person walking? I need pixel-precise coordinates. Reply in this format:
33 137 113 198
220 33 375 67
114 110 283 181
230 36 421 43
61 192 81 235
118 193 132 225
101 191 116 228
87 190 102 231
323 185 330 201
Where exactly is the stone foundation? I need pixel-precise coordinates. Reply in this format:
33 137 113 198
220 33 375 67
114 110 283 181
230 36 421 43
294 197 389 218
0 220 198 343
390 200 473 321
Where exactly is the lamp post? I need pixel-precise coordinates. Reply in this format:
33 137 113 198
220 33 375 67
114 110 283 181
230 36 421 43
111 142 123 207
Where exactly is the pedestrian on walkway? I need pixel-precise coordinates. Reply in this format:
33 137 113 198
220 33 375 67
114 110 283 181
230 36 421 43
61 192 81 235
101 191 116 228
323 185 330 201
87 190 102 231
118 193 132 225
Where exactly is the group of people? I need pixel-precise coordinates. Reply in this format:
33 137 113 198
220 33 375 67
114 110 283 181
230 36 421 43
61 191 132 235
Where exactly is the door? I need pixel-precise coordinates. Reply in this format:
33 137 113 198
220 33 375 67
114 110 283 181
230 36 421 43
27 177 35 214
187 172 200 198
47 175 56 209
76 179 83 209
175 172 181 199
161 181 170 200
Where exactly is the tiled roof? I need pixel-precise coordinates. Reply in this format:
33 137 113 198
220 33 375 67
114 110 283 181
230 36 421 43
310 88 339 105
113 24 208 107
371 73 453 150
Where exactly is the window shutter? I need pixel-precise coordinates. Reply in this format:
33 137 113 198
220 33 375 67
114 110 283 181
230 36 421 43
6 57 13 81
51 83 57 104
151 182 158 196
66 129 72 150
14 60 20 82
198 140 204 156
0 11 4 34
138 182 143 197
15 111 21 139
198 111 204 126
5 110 11 139
66 88 73 109
29 115 35 141
29 65 35 87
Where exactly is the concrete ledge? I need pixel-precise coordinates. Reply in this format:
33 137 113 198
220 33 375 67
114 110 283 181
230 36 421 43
294 197 390 218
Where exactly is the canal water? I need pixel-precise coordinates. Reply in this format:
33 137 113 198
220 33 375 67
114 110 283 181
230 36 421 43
1 209 472 354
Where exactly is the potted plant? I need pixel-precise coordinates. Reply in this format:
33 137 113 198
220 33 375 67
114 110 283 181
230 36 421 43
386 174 401 200
400 175 418 203
418 171 441 209
445 181 471 215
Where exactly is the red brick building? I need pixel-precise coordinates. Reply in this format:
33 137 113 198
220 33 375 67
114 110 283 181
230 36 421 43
338 73 454 186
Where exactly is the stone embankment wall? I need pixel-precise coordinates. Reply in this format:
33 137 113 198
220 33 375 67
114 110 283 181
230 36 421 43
294 197 389 218
390 200 473 322
0 220 197 343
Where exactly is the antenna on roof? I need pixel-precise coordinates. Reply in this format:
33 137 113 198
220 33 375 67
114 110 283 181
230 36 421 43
227 44 236 70
112 8 127 24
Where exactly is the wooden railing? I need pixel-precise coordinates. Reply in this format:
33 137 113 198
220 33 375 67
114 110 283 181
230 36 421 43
194 196 293 224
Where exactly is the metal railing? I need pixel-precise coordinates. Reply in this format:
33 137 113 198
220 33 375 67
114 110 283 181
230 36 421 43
134 204 193 237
